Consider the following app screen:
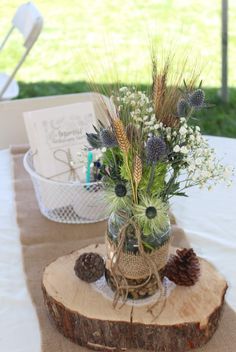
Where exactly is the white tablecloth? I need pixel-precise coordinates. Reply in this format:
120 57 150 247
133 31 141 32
0 135 236 352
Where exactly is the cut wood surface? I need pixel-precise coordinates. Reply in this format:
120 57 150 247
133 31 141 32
42 243 227 351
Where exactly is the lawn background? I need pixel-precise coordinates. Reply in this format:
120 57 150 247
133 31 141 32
0 0 236 137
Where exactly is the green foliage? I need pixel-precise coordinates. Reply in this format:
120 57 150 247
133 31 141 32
102 147 122 181
161 169 187 200
119 152 133 182
142 241 155 251
173 192 188 197
120 162 129 181
139 162 167 196
86 133 102 148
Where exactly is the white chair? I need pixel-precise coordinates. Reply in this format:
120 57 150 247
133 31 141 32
0 2 43 100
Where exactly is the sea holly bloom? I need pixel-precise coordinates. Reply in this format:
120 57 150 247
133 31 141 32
189 89 205 108
146 136 167 164
104 182 132 214
100 129 118 148
134 196 169 235
177 98 189 117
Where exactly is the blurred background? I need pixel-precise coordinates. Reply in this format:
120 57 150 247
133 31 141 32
0 0 236 137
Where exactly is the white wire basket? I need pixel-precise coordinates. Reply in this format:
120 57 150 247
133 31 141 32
23 150 109 224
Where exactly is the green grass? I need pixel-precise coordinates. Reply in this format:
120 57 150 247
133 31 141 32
1 0 236 137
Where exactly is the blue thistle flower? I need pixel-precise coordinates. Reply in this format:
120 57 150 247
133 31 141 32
146 136 167 164
189 89 205 108
177 98 189 117
100 129 118 148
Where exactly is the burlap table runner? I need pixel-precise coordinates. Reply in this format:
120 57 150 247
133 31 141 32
11 145 236 352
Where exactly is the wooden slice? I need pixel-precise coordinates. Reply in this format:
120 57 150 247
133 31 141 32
42 244 227 351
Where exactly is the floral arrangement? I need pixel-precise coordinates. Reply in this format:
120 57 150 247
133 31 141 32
87 59 233 244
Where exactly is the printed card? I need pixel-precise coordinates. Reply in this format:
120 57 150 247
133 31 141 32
24 102 97 182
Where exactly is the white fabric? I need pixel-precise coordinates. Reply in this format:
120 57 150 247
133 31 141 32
0 135 235 351
0 149 40 352
172 136 236 310
12 2 43 48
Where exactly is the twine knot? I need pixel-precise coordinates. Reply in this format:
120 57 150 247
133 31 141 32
51 148 80 181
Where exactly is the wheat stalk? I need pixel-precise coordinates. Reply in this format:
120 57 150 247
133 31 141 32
152 53 201 128
134 155 142 186
153 73 166 114
113 119 137 202
160 113 180 128
113 119 130 153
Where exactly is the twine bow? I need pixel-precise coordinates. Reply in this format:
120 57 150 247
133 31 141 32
50 148 81 181
109 218 168 319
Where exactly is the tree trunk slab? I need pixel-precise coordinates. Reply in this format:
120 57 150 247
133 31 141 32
42 243 227 351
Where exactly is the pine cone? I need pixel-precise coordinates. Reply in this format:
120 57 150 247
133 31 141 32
74 252 105 283
164 248 200 286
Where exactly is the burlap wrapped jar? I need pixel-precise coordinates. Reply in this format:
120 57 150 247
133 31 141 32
105 211 171 303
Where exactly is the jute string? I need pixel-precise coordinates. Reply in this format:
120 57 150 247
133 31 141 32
30 149 81 181
106 236 170 279
107 218 169 315
52 149 81 181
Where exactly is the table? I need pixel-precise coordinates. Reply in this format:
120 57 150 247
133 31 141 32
0 135 236 352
